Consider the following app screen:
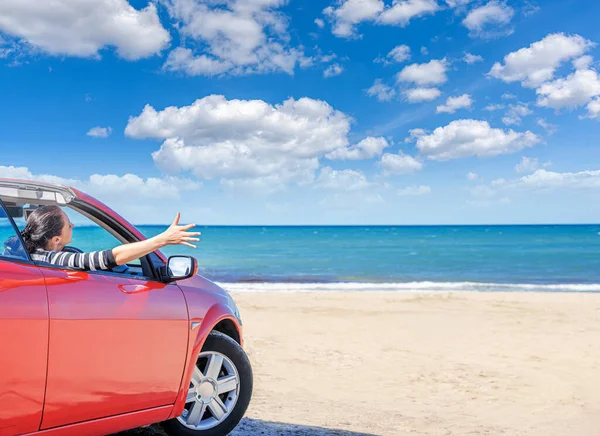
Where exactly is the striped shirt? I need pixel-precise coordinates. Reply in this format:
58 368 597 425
31 248 118 271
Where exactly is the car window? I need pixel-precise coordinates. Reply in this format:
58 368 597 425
63 208 143 268
0 205 29 262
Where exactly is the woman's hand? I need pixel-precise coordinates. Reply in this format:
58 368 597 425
158 213 202 248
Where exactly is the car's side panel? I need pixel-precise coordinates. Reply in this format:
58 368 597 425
23 405 172 436
38 267 190 429
167 279 242 420
0 261 49 436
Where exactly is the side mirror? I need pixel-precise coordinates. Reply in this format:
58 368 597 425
163 255 198 282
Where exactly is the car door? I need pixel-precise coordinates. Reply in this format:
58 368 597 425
0 201 49 436
35 240 189 428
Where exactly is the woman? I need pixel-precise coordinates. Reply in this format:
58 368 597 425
20 205 201 271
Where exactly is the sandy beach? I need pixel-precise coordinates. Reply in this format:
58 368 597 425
119 290 600 436
229 290 600 435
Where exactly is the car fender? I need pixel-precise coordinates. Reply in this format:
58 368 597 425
168 303 242 420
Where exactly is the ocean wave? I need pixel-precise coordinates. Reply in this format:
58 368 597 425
215 281 600 293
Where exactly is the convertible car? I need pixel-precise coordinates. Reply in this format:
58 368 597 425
0 178 253 436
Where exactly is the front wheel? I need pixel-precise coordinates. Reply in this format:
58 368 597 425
161 331 253 436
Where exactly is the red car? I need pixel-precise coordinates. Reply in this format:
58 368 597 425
0 178 253 436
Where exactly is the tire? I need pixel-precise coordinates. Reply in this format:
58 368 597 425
160 331 253 436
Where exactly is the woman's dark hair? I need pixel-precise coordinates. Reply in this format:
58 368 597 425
20 205 65 253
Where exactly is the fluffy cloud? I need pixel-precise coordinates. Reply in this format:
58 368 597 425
403 87 442 102
396 59 449 86
125 95 352 189
383 44 411 63
161 0 306 76
315 167 373 191
323 0 384 37
467 171 479 181
87 126 112 138
404 128 427 143
0 0 170 60
488 33 594 87
587 98 600 119
324 63 344 77
0 165 199 200
323 0 439 38
462 1 514 38
515 156 551 174
502 103 533 125
517 169 600 190
380 152 423 175
464 53 483 64
397 185 431 196
484 104 505 111
378 0 440 26
415 119 540 160
366 79 397 102
537 118 558 134
315 18 325 28
327 137 391 160
536 67 600 110
436 94 473 113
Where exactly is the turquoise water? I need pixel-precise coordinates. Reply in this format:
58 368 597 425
5 223 600 292
89 225 600 291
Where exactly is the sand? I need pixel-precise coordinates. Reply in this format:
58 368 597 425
118 291 600 436
229 291 600 436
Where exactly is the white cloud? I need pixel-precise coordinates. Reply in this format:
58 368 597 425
380 152 423 175
366 79 397 102
501 93 517 100
404 87 442 102
315 18 325 28
415 119 540 160
315 167 373 191
436 94 473 113
324 63 344 78
378 0 440 26
397 185 431 196
387 44 411 63
404 128 427 143
323 0 440 38
537 118 558 134
573 55 594 70
396 58 449 86
484 104 505 111
587 97 600 119
522 1 540 17
467 171 479 181
516 169 600 190
161 0 307 77
0 0 170 60
0 165 199 200
125 95 353 189
502 103 533 125
462 1 514 38
488 33 594 87
445 0 472 6
87 126 112 138
421 46 429 55
536 67 600 110
464 53 483 64
326 137 391 160
323 0 384 38
515 156 551 173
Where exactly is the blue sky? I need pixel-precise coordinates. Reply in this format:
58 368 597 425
1 0 600 225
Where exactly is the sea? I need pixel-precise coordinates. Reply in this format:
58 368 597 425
65 224 600 293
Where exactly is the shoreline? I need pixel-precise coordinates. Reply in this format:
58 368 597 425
219 281 600 293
